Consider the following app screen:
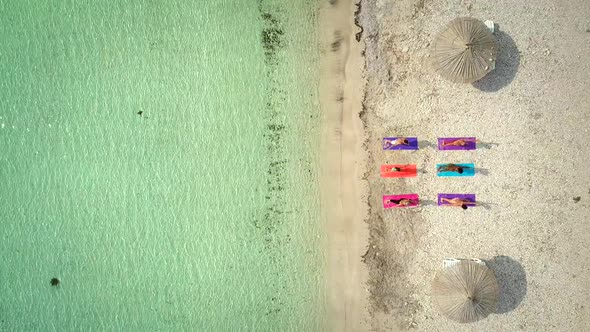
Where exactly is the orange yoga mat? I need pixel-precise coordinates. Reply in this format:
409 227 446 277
380 164 417 178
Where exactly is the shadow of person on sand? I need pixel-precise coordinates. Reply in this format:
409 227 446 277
478 201 494 210
478 141 500 149
472 26 520 92
475 168 490 176
418 140 436 149
485 256 528 314
420 199 438 207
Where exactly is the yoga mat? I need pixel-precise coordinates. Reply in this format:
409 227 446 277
438 137 477 150
383 137 419 150
436 163 475 177
437 193 476 207
380 164 417 178
383 194 419 209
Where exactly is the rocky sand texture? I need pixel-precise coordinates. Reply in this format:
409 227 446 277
358 0 590 330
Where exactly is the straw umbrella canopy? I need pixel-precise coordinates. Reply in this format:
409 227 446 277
431 261 499 323
431 17 498 83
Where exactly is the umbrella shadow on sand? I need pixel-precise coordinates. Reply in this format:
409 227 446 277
473 27 520 92
484 256 527 314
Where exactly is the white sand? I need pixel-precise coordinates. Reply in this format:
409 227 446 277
358 0 590 330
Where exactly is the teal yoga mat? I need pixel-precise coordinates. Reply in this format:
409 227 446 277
436 163 475 177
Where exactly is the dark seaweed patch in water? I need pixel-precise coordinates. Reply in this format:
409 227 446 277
255 1 295 317
259 8 285 65
262 28 284 52
261 12 279 25
267 124 285 131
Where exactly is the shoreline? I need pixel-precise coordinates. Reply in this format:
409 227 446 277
318 0 369 331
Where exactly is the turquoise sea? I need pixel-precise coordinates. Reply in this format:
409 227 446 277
0 1 325 330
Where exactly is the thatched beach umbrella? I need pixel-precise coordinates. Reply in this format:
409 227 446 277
431 260 499 323
431 17 498 83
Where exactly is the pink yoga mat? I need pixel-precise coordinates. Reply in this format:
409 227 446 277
383 194 420 209
438 137 477 150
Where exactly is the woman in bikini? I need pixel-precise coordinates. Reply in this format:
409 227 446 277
387 198 416 207
387 166 402 172
440 197 478 210
382 166 402 177
441 138 479 147
384 137 409 149
437 163 471 174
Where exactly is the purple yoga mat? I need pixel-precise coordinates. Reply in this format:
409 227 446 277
438 193 476 206
438 137 477 150
383 137 419 150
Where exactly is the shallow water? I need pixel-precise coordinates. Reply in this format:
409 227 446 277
0 1 325 330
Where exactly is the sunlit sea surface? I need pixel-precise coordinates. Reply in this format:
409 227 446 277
0 1 325 330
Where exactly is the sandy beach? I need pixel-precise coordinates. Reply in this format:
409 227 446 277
354 0 590 331
319 0 369 331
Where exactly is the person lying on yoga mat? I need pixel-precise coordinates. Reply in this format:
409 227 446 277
387 166 402 172
437 163 472 174
387 198 416 206
441 138 479 147
440 197 477 210
384 137 409 148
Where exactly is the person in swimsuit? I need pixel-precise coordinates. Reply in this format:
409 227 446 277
441 138 479 147
387 198 416 206
384 137 410 149
440 197 477 210
437 163 471 174
387 166 402 172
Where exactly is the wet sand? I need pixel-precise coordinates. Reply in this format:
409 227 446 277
358 0 590 331
319 0 369 331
